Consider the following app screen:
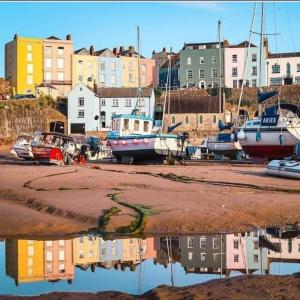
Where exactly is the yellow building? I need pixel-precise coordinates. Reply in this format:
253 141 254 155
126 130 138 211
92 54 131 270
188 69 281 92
5 239 44 284
73 235 100 266
5 35 43 95
72 47 98 88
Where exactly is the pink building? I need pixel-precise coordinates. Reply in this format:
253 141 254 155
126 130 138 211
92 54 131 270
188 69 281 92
44 239 74 281
140 57 155 87
226 233 247 272
141 237 157 260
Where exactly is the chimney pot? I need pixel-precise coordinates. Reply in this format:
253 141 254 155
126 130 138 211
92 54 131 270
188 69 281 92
90 45 95 55
66 34 72 40
14 34 18 40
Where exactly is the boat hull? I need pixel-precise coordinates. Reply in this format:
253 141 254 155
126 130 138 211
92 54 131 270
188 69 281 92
207 141 242 159
32 146 65 165
108 135 185 163
12 145 34 160
266 160 300 179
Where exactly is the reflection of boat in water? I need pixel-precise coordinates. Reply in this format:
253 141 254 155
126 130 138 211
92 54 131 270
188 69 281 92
11 133 34 160
31 132 76 165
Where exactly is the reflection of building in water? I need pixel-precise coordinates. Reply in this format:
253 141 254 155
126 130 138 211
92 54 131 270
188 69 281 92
266 234 300 263
98 238 123 269
6 240 44 284
44 240 74 281
73 235 100 270
179 235 226 274
226 231 268 275
140 237 157 260
154 237 180 268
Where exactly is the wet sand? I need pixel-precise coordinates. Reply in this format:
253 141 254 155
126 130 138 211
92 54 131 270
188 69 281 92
0 162 299 237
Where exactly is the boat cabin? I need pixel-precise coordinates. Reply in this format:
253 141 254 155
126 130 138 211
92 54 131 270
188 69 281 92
33 132 75 148
111 114 153 137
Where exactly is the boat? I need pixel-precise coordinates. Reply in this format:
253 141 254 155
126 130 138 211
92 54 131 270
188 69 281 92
236 3 300 160
266 159 300 179
11 133 34 160
108 113 188 164
107 27 188 164
31 132 77 165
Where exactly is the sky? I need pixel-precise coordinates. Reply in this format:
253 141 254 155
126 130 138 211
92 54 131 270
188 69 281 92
1 1 300 77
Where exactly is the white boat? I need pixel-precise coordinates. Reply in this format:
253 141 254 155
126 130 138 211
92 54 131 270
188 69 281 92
11 133 34 160
108 113 187 164
266 160 300 179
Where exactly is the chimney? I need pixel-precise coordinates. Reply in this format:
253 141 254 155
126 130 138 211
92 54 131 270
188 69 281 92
129 46 135 53
119 46 124 53
14 34 18 40
152 50 155 55
66 34 72 40
93 79 97 93
90 45 95 56
113 47 118 56
163 47 166 53
223 40 229 48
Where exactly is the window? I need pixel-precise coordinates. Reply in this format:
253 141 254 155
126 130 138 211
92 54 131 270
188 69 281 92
59 263 65 272
232 67 237 77
78 110 84 118
46 263 53 273
57 58 64 69
45 46 52 55
111 74 116 85
109 61 117 71
141 64 146 72
57 72 64 81
88 61 93 71
252 79 257 87
28 268 33 275
129 73 134 83
171 115 176 124
213 237 219 249
272 64 280 73
188 252 193 260
78 60 83 71
125 99 131 107
58 240 65 246
199 236 206 248
286 62 291 76
27 64 33 74
101 99 106 106
295 76 300 84
79 249 84 259
45 58 52 68
199 45 206 49
252 66 257 76
89 250 94 258
78 97 84 106
112 247 117 256
78 74 83 81
46 251 53 261
100 62 105 71
253 240 259 250
112 99 118 107
270 77 282 86
140 98 145 107
252 53 257 62
129 61 134 71
212 81 218 88
27 75 33 85
297 64 300 72
58 47 64 55
199 115 203 125
27 44 32 51
213 253 218 261
134 120 140 131
100 74 105 84
200 253 206 261
232 54 237 63
141 74 146 84
101 248 106 256
234 254 239 262
144 121 149 132
253 254 259 263
187 57 191 65
212 68 217 78
27 53 32 62
199 69 205 79
233 80 237 88
186 70 193 79
185 114 189 124
200 56 204 64
187 236 194 248
212 56 217 63
213 115 217 124
233 240 239 249
59 250 65 261
46 241 53 247
45 72 52 81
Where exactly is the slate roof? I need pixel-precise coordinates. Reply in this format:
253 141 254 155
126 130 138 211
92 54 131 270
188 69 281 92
268 52 300 58
74 48 89 55
46 36 60 40
164 94 223 114
182 42 225 50
229 41 257 48
96 87 153 98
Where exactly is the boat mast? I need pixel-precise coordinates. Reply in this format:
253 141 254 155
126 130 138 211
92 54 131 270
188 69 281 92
258 3 264 115
167 47 172 114
137 25 141 112
218 20 222 114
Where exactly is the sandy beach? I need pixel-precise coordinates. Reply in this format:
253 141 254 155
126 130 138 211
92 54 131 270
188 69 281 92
0 161 299 238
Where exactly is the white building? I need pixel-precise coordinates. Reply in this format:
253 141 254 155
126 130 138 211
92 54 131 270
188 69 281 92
67 82 155 134
266 52 300 86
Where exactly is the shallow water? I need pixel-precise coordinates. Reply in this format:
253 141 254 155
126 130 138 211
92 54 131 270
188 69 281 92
0 226 299 296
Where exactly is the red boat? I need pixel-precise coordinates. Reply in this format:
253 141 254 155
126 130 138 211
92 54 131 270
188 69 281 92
31 132 76 165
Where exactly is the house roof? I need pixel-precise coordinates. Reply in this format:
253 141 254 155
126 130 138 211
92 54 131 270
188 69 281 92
119 49 145 59
74 47 89 55
95 48 110 56
268 52 300 58
96 87 153 98
182 42 225 50
229 41 257 48
163 94 223 114
36 82 57 89
46 36 61 40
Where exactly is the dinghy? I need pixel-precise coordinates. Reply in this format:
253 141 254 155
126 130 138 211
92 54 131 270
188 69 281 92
266 159 300 179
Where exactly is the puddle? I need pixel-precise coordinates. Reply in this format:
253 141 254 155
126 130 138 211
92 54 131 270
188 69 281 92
0 226 299 296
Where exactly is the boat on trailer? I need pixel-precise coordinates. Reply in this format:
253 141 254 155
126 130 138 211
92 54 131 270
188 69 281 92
11 133 34 160
107 113 188 164
31 132 77 165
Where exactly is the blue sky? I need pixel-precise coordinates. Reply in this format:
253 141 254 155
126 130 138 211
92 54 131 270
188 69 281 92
1 1 300 77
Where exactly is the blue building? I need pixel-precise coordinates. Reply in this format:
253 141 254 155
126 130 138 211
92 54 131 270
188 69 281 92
159 54 180 89
95 48 122 88
99 238 123 269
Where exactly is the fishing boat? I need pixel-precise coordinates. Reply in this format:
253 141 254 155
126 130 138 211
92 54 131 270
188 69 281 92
236 3 300 160
11 133 34 160
265 144 300 179
108 27 188 164
31 132 77 165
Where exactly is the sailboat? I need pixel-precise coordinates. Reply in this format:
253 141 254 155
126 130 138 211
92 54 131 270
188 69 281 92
108 27 188 164
206 20 243 160
236 3 300 160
